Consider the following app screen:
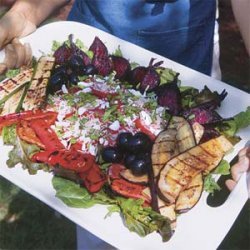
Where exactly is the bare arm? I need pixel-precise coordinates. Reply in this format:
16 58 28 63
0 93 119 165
231 0 250 56
9 0 70 27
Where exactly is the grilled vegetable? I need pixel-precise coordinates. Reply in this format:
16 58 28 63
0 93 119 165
0 69 33 105
22 56 55 110
169 116 197 153
142 187 176 230
120 169 148 185
151 116 196 176
175 173 203 213
1 84 27 115
158 136 233 204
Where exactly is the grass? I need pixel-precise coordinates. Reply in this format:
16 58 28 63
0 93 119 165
0 176 76 250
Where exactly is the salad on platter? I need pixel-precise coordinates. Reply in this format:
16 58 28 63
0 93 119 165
0 33 249 242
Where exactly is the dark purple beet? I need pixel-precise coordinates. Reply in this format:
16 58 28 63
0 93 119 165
92 56 112 76
89 36 109 58
53 34 91 66
181 107 223 125
53 45 72 65
129 66 147 86
155 74 182 115
111 55 131 80
139 67 160 92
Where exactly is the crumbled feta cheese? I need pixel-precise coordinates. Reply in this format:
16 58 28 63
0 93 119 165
81 87 92 93
61 84 68 94
140 111 152 126
128 89 143 97
109 120 120 131
78 82 93 88
78 107 86 116
89 144 97 156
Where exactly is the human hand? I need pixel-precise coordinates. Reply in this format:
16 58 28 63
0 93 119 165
0 9 35 73
226 146 250 198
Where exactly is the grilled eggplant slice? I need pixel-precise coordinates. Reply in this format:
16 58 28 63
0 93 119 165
0 69 33 105
158 136 233 204
120 169 148 185
151 116 196 176
142 187 177 229
22 56 55 110
175 173 203 213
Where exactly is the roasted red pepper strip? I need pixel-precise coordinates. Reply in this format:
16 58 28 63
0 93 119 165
32 149 95 174
111 178 148 201
49 150 94 173
0 110 58 130
17 120 45 149
29 119 64 151
79 163 106 193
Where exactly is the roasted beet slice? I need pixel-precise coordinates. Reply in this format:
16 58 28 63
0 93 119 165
111 55 131 80
92 56 112 76
53 45 72 65
155 75 182 115
53 34 91 66
139 67 160 93
89 36 109 58
182 106 223 125
129 66 147 86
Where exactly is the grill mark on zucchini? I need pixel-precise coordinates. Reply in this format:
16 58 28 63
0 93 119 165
0 69 33 105
22 56 55 110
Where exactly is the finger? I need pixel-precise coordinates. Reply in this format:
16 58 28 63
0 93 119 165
238 146 250 159
23 43 32 66
3 44 17 69
11 39 26 68
225 179 237 191
231 156 250 182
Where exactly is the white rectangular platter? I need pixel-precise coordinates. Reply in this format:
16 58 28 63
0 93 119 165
0 21 249 250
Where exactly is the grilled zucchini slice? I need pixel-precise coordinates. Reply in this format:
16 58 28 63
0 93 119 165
0 84 28 115
0 69 33 105
22 56 55 110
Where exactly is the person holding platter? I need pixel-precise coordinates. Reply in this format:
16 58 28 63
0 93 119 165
0 0 249 249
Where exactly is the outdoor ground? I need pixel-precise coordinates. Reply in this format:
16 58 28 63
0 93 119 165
0 1 249 249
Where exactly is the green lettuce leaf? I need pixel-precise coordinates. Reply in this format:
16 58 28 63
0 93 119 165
204 174 221 195
52 176 172 241
116 198 172 241
2 125 17 145
213 159 230 175
52 177 96 208
7 136 48 175
156 67 179 85
52 177 116 208
218 106 250 137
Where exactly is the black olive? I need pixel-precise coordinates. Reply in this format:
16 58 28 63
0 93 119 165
69 55 84 68
129 156 151 176
101 146 123 163
84 64 97 75
49 72 68 93
53 65 67 75
68 73 79 85
124 153 136 169
117 132 133 152
127 132 152 153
